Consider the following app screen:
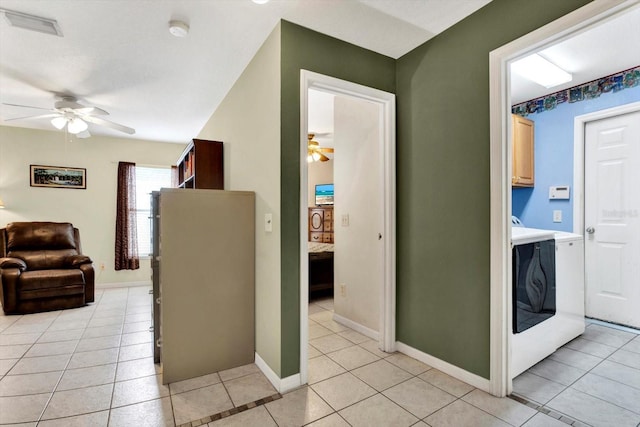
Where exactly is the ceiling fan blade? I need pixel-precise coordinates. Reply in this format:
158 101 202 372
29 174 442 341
75 107 109 116
318 147 334 153
318 152 330 162
2 102 54 112
83 115 135 135
4 113 61 122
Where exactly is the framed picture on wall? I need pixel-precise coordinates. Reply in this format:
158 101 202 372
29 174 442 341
30 165 87 189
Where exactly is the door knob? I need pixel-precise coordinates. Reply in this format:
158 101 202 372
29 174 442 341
586 227 595 234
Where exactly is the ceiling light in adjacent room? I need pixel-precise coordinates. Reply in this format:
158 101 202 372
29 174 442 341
511 54 572 88
169 20 189 37
1 8 63 36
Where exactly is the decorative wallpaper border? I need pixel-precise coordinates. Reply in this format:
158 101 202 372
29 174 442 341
512 66 640 117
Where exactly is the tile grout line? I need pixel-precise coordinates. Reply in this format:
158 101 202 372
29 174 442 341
35 302 97 424
105 287 133 427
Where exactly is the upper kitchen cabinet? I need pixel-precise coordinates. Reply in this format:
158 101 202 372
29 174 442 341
512 114 535 188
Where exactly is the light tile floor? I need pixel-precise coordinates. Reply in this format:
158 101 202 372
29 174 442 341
2 289 639 426
251 297 572 427
0 286 278 427
513 320 640 427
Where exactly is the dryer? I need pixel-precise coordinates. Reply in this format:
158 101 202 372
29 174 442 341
511 228 585 378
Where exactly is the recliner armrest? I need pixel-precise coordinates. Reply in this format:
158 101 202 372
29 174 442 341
66 255 93 267
0 257 27 271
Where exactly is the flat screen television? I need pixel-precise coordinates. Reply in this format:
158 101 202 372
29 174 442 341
315 183 334 206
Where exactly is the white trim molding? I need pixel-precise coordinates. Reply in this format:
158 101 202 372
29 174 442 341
333 313 379 341
95 281 151 290
255 352 302 394
489 0 638 397
299 70 397 385
396 342 491 392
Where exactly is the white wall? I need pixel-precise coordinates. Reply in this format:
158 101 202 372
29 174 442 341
307 161 334 207
333 96 382 332
0 126 184 285
197 25 282 376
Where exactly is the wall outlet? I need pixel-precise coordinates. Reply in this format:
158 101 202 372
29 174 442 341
99 262 105 271
340 284 347 297
553 210 562 223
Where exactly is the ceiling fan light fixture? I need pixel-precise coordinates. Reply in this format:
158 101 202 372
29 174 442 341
67 118 88 134
51 116 67 130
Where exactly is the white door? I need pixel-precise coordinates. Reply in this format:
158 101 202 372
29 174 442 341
585 110 640 328
332 95 384 333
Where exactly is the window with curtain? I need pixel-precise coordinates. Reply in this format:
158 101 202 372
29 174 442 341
115 162 139 270
135 166 172 257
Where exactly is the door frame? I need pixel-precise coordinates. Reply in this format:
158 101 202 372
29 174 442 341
489 0 638 396
573 101 640 234
299 70 396 385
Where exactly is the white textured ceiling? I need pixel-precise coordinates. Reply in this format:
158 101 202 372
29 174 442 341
2 1 634 144
0 0 491 143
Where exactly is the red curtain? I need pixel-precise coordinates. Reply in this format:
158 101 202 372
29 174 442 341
115 162 139 270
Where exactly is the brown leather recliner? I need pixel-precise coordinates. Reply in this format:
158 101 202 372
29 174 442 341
0 222 95 315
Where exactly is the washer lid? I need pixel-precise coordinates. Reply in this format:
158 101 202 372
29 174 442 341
554 231 583 242
512 227 556 245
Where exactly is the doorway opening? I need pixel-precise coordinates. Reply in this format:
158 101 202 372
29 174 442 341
299 70 396 385
489 0 640 396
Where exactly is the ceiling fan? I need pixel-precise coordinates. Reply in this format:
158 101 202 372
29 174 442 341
307 133 334 162
2 96 135 138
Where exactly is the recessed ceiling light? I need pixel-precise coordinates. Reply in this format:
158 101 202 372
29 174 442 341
252 0 270 4
169 20 189 37
511 54 572 89
1 8 63 36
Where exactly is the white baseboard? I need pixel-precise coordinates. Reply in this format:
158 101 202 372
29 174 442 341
95 281 151 290
333 313 379 341
255 352 302 394
395 341 491 393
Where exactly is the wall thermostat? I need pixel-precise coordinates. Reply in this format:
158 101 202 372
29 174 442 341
549 186 570 200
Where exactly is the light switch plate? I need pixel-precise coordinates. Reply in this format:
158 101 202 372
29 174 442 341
341 214 349 227
553 210 562 223
264 213 273 232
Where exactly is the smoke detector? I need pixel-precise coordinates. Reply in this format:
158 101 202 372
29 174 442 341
169 20 189 37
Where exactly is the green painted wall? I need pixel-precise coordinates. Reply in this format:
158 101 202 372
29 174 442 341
279 21 396 377
395 0 591 379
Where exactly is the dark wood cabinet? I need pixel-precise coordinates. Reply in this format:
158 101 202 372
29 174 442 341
309 207 334 243
177 139 223 189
